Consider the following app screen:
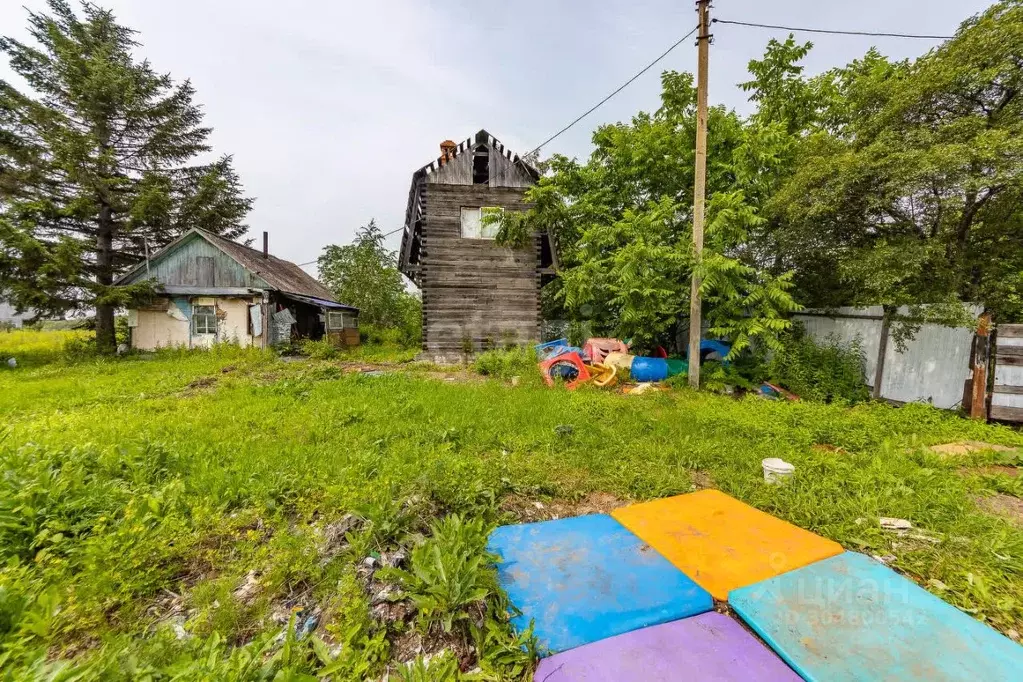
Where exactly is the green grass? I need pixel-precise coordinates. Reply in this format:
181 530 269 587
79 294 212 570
1 330 1022 679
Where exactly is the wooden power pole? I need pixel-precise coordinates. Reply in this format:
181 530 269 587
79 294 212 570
688 0 711 389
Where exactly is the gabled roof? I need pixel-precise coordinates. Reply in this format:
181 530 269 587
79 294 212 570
116 228 339 303
399 129 540 279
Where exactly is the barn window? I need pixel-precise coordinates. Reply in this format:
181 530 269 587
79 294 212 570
472 146 489 184
460 207 504 240
192 304 217 335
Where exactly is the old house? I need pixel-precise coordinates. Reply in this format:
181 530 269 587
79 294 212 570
0 299 33 329
116 229 358 350
398 130 555 362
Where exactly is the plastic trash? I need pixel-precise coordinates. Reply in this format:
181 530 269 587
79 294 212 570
583 338 630 364
604 352 636 379
762 458 795 484
686 339 732 365
625 383 668 395
6 358 16 369
631 357 669 383
666 358 688 377
540 351 591 389
589 363 618 388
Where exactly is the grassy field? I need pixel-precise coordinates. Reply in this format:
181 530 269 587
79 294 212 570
1 330 1022 679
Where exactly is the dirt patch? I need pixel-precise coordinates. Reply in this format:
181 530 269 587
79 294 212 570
388 628 477 672
930 441 1017 457
976 493 1023 525
499 492 629 523
421 370 484 384
812 444 847 454
958 465 1021 479
691 471 714 489
184 375 217 391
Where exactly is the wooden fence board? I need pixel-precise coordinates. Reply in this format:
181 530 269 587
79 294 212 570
997 324 1023 339
990 405 1023 422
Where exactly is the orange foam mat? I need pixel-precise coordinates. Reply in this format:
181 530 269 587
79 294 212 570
612 490 844 601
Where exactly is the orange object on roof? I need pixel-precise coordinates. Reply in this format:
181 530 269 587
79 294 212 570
612 489 843 601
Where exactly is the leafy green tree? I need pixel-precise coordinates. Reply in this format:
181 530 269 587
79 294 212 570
502 71 800 353
0 1 252 351
318 220 421 344
765 1 1023 326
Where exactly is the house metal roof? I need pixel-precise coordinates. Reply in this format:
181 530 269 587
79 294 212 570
116 229 346 306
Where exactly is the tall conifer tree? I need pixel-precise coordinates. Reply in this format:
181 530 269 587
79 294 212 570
0 1 252 350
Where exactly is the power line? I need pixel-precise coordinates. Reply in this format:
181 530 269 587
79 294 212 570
527 24 700 156
712 18 954 41
297 225 405 267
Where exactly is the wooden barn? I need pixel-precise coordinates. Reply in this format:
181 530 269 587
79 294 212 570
116 229 359 350
399 130 555 362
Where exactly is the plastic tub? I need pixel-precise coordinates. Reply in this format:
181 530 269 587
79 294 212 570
630 357 669 383
762 458 795 484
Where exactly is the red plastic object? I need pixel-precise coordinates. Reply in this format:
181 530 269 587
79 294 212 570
540 352 591 389
654 346 668 358
583 338 630 364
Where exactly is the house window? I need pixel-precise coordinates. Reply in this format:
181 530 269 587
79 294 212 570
460 207 504 240
192 304 217 335
326 311 359 330
472 146 489 184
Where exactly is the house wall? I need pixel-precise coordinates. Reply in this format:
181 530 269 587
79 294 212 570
0 301 32 328
420 184 539 361
131 296 262 350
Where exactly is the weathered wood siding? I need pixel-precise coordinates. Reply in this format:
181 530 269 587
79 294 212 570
992 324 1023 422
124 233 269 289
421 184 539 359
425 147 534 188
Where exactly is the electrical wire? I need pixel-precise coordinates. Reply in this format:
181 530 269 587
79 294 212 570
297 224 405 267
712 18 954 40
526 24 700 156
296 18 951 270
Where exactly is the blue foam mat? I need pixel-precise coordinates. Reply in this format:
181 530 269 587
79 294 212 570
729 551 1023 681
488 514 713 654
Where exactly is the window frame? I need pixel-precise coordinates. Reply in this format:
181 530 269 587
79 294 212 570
192 304 218 336
460 206 505 240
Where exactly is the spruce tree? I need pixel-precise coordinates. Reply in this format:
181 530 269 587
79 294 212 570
0 0 252 351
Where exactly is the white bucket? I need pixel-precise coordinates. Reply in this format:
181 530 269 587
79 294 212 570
762 458 795 484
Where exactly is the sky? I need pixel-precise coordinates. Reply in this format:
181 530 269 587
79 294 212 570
0 0 994 278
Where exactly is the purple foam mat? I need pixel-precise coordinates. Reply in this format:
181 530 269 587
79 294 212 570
533 612 800 681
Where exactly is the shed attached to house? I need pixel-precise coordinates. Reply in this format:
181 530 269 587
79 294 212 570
116 229 359 350
398 129 555 362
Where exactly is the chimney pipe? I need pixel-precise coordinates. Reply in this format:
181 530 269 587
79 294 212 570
262 231 268 259
439 139 457 165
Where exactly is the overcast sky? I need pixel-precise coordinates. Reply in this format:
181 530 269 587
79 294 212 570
0 0 993 277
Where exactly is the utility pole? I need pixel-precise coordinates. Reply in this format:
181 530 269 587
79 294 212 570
688 0 711 388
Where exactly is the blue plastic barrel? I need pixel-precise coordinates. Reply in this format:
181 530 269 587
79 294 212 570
630 356 669 382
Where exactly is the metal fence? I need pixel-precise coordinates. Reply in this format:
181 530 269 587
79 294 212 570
794 306 982 410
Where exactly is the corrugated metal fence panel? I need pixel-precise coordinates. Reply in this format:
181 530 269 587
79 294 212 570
793 307 884 389
879 322 974 409
795 307 978 410
992 328 1023 421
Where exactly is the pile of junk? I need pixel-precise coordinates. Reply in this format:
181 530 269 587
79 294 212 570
534 337 732 394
